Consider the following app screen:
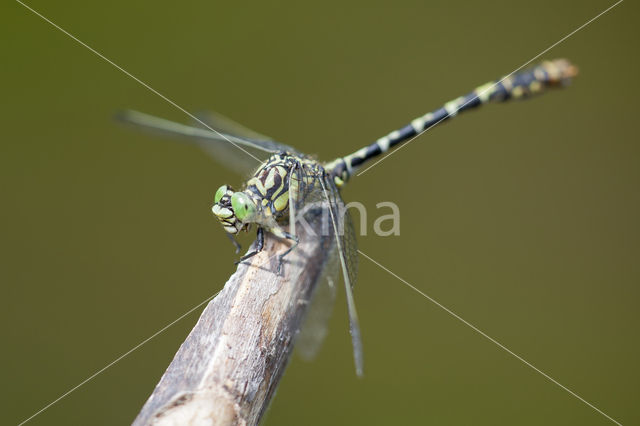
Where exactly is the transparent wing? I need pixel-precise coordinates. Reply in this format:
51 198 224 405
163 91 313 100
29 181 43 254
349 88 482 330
341 203 359 290
325 181 363 377
193 110 303 157
297 166 362 377
117 110 287 176
296 244 338 361
193 110 274 141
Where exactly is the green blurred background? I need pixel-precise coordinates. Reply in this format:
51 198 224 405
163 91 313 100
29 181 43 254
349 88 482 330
2 0 638 424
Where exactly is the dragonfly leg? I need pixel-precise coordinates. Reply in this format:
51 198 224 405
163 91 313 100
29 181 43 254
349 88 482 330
226 233 242 254
277 231 299 274
235 227 264 264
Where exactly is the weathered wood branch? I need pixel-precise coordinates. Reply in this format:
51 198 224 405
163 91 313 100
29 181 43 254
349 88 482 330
133 224 331 426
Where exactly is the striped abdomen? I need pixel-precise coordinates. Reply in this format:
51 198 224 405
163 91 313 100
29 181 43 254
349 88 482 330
327 59 578 184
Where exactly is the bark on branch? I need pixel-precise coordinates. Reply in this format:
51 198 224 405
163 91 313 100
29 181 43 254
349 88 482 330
133 224 331 426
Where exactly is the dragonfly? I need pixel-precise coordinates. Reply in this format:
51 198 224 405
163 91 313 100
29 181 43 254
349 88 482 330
119 58 578 377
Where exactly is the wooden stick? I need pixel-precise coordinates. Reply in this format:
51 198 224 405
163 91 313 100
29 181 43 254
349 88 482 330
133 224 331 426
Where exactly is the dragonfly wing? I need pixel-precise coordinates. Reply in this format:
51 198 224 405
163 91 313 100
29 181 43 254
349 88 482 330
279 160 362 375
338 203 364 377
316 174 364 377
296 243 338 361
194 110 304 157
117 110 277 176
341 202 359 288
193 110 274 141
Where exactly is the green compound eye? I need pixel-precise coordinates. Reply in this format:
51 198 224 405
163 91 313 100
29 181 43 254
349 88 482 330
231 192 256 222
214 185 228 204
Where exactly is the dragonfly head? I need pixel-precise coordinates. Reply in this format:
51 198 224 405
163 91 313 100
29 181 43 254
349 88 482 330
211 185 258 234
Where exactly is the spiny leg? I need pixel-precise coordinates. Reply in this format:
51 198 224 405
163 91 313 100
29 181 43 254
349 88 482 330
226 233 242 254
267 224 298 274
276 230 299 274
235 227 264 264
